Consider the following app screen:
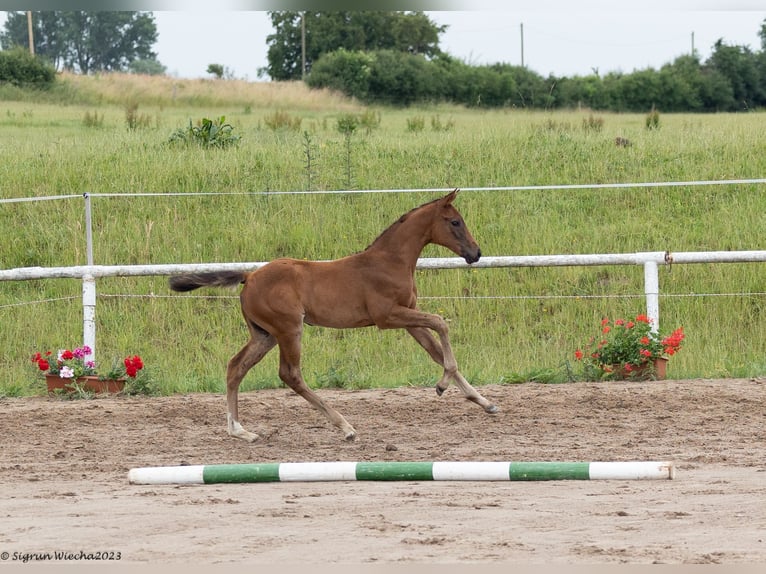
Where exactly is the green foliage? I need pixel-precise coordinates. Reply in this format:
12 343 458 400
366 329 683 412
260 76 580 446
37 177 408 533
82 110 104 128
406 115 425 132
336 113 358 135
430 115 454 132
315 365 350 389
302 130 317 190
124 100 153 130
307 49 373 101
358 109 381 133
264 11 445 81
0 47 55 88
128 58 166 76
574 315 684 379
168 116 241 148
263 109 302 131
304 18 766 112
206 63 224 79
581 114 604 132
122 368 159 396
645 106 661 130
3 93 766 394
1 11 158 74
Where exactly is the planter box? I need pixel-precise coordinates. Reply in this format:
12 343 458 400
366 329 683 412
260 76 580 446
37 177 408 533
45 374 125 395
612 357 668 380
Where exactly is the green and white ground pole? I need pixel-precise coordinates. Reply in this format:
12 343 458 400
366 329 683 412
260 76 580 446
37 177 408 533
128 461 675 485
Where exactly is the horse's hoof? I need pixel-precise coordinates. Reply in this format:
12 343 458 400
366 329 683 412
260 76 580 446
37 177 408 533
485 404 499 414
435 386 445 397
231 431 260 443
344 430 357 441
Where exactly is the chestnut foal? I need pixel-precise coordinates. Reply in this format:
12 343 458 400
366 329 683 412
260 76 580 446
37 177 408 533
169 190 498 442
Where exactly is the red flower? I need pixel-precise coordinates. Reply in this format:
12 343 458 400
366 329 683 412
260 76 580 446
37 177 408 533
31 352 50 371
61 350 74 360
123 355 144 378
574 349 584 360
635 314 650 324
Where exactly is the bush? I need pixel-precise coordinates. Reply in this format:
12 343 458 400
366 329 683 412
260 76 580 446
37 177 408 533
125 101 153 130
406 115 425 132
645 106 661 130
0 48 55 88
307 49 373 101
168 116 240 148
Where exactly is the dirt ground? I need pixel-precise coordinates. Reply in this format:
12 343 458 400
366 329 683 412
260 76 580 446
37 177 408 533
0 378 764 565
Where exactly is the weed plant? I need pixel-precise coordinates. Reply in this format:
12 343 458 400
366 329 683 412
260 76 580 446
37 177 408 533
1 74 766 396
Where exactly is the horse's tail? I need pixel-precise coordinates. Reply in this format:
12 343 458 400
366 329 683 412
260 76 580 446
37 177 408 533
168 271 246 292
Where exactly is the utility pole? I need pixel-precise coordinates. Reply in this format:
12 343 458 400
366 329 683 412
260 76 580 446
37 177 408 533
520 22 525 68
301 11 306 80
691 31 695 58
27 11 35 55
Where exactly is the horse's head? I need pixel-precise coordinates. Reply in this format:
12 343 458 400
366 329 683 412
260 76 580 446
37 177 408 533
431 189 481 264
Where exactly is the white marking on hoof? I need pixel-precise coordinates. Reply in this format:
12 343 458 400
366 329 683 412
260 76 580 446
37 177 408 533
227 414 260 443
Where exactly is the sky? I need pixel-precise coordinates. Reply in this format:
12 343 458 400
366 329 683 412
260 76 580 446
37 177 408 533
150 9 766 81
1 3 765 81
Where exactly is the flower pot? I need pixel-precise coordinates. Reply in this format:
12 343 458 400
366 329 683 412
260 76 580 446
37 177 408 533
611 357 668 381
45 374 125 395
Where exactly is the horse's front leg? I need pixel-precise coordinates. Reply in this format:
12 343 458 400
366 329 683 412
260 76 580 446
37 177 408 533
406 327 450 395
406 326 498 414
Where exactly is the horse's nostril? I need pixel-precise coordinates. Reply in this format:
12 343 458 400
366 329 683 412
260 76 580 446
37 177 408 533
476 248 482 260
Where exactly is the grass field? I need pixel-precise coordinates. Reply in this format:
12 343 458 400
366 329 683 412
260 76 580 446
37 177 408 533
2 73 766 396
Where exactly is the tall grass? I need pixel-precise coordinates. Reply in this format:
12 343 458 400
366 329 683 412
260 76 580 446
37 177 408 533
2 74 766 396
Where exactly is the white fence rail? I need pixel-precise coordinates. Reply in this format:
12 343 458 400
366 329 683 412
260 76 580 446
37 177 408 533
3 181 766 363
3 250 766 363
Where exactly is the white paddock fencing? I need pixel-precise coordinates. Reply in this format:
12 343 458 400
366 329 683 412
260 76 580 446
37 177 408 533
2 179 766 363
3 250 766 363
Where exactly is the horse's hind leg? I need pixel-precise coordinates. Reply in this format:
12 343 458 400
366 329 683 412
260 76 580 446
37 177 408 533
276 333 357 441
226 329 276 442
407 326 498 414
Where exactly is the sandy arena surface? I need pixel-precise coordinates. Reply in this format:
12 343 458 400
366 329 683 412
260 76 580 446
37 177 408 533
0 378 764 565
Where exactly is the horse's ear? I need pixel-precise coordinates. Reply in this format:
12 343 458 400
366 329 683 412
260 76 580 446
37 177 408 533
442 188 459 205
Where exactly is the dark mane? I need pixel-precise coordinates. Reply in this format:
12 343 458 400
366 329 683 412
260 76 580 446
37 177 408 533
364 196 442 251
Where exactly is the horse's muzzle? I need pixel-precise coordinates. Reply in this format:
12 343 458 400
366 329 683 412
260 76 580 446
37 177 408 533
464 248 481 265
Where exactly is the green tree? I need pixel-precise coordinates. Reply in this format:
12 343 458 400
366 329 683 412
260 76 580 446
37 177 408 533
128 58 166 76
263 11 445 81
0 11 158 74
756 18 766 105
207 63 225 79
706 38 763 109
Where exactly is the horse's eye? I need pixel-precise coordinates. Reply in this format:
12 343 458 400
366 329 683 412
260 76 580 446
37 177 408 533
451 219 461 227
